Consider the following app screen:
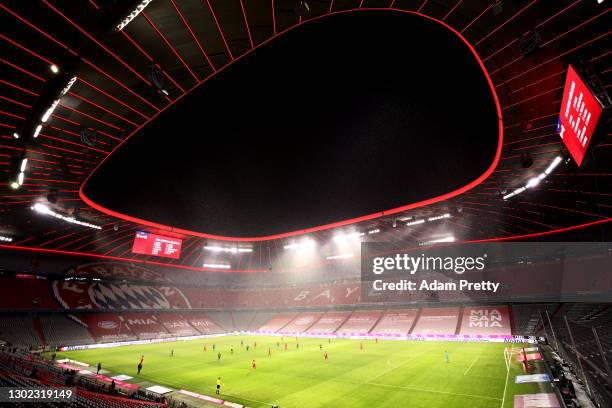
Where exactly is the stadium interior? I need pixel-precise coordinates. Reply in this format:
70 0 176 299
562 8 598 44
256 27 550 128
0 1 611 407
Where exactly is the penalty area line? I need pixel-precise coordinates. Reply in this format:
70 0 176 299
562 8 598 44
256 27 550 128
368 382 502 401
464 355 479 376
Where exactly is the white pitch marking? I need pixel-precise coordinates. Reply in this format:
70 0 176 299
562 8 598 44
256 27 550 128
464 355 479 376
368 382 502 401
500 363 510 408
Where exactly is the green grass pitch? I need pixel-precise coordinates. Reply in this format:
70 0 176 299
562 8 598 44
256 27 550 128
56 336 542 408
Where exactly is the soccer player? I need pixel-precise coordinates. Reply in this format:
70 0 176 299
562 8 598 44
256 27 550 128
375 337 378 344
268 347 272 357
140 355 144 364
360 343 363 350
204 345 207 352
230 347 234 355
170 349 174 357
444 350 449 363
97 362 101 374
213 344 216 351
246 345 249 352
137 362 142 374
252 359 256 370
216 377 221 395
328 338 331 344
319 344 322 351
296 343 299 350
284 343 288 350
254 341 257 349
217 352 221 362
241 339 244 347
324 351 328 360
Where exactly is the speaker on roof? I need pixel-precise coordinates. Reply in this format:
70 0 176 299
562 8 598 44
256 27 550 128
81 128 99 147
518 30 541 57
294 1 310 17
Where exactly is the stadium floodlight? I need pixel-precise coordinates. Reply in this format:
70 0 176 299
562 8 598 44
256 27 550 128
41 101 59 123
41 76 76 123
284 239 315 250
50 64 59 74
406 219 425 226
333 232 364 242
368 229 380 235
33 124 43 138
13 132 19 139
420 235 455 246
502 186 526 201
116 0 154 31
8 152 27 189
203 263 231 269
204 245 252 254
526 177 541 188
503 155 563 200
0 235 13 242
544 156 562 175
427 213 451 222
326 253 353 260
31 203 102 230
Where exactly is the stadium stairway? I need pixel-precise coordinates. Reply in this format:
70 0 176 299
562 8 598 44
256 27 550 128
303 313 323 333
407 308 422 334
32 315 46 347
368 309 386 334
454 306 465 335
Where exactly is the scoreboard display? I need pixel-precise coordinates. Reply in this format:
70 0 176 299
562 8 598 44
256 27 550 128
131 231 182 259
557 65 603 166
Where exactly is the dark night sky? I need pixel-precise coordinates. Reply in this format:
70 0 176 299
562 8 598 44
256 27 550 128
84 11 499 237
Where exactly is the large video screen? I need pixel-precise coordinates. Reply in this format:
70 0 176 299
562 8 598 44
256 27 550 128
557 64 603 166
131 231 182 259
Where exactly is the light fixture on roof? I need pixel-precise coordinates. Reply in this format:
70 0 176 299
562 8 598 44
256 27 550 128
41 76 76 123
50 64 59 74
0 235 13 242
284 239 315 250
12 132 19 139
526 177 541 189
406 219 425 226
116 0 154 31
368 229 380 235
203 263 231 269
8 152 27 190
326 253 353 260
420 235 456 246
31 203 102 230
333 231 364 242
503 155 562 200
427 213 451 222
33 124 42 138
204 245 252 254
